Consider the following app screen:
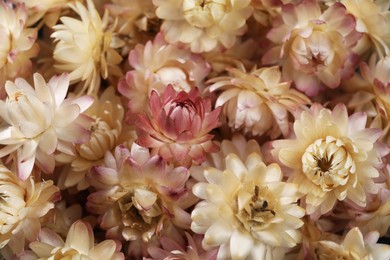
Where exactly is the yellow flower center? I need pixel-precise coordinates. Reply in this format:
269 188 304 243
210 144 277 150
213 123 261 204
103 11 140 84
183 0 226 28
236 185 276 232
302 137 355 191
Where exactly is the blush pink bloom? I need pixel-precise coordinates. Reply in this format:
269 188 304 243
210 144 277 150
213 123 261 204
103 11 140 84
118 33 210 122
136 85 221 167
263 1 362 96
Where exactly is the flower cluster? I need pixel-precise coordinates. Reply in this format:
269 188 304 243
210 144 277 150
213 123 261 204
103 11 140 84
0 0 390 259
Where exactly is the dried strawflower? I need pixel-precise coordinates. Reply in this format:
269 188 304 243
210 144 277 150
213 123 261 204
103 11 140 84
0 1 39 97
118 33 210 122
191 152 305 259
29 220 124 259
208 65 310 137
0 164 60 248
273 103 388 218
263 1 362 96
56 87 129 190
52 0 123 95
307 227 390 260
136 85 221 167
341 0 390 57
152 0 253 53
0 73 93 180
146 232 218 260
87 144 191 258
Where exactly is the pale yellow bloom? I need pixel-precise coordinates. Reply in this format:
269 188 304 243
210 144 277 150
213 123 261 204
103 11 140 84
29 220 124 259
273 103 388 218
0 165 60 248
52 0 123 95
341 0 390 57
308 227 390 260
153 0 253 52
191 152 304 259
0 2 39 97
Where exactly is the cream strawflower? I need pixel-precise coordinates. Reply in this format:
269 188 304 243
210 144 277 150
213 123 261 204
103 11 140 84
51 0 123 95
29 220 124 259
308 227 390 260
153 0 253 53
208 65 310 137
341 0 390 57
273 103 389 218
56 86 131 191
0 73 93 180
87 144 192 258
191 152 305 259
118 33 210 122
0 164 60 248
0 1 39 97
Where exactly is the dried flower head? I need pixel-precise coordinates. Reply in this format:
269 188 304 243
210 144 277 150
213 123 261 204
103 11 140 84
0 73 93 180
29 220 124 259
208 65 310 138
118 33 210 122
273 103 389 218
191 152 305 259
0 165 60 248
136 85 221 167
87 144 191 258
308 227 390 260
153 0 253 52
263 1 362 96
341 0 390 57
52 0 123 95
0 1 39 97
57 86 129 191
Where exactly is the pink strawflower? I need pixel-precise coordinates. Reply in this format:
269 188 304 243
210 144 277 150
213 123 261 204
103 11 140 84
136 85 221 167
263 1 362 96
118 33 210 122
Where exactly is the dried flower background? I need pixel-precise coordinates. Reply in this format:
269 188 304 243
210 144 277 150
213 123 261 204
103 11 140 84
1 0 390 259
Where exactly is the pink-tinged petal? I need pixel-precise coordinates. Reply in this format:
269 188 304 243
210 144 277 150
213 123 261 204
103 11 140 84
47 73 70 105
89 240 123 259
38 127 58 154
17 155 35 180
65 220 94 255
169 143 190 162
53 104 81 127
69 95 94 113
35 149 56 173
56 123 90 143
38 228 65 247
348 112 367 133
33 73 51 103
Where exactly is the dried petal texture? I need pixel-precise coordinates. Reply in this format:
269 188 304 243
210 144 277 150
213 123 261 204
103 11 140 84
341 0 390 57
191 152 305 259
308 228 390 260
146 232 218 260
29 220 124 259
57 87 128 190
0 165 60 248
153 0 253 53
51 0 123 95
87 144 191 257
136 85 221 167
208 65 310 138
14 0 70 27
0 73 93 180
0 2 39 98
118 33 210 122
105 0 156 37
252 0 283 27
273 103 388 218
263 1 362 96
